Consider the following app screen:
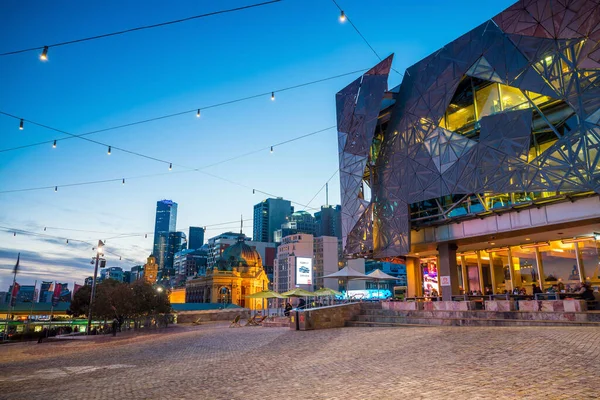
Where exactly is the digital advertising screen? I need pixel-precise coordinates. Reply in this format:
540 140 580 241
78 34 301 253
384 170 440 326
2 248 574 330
296 257 313 285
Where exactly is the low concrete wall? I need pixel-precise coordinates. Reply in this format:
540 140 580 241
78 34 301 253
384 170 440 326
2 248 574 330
518 300 587 312
295 303 362 330
485 300 517 311
176 309 249 324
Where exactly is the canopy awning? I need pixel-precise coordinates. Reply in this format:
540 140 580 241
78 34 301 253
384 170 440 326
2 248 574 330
245 290 287 299
322 266 369 279
367 269 398 281
281 288 314 297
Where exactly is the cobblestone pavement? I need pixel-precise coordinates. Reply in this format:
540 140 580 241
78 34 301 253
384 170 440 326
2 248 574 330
1 323 599 399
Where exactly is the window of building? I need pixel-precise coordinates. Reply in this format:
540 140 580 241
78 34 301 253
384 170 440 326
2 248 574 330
511 247 539 292
538 241 580 285
579 240 600 282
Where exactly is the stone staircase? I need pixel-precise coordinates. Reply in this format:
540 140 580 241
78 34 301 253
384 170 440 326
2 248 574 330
346 303 600 328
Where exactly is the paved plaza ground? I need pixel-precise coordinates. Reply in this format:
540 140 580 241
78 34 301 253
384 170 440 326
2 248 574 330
0 323 599 399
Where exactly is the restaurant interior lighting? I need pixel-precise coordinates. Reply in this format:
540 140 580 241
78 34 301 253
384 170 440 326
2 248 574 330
561 236 595 244
521 242 549 249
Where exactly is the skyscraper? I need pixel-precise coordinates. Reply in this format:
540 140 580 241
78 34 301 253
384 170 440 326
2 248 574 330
253 197 293 242
188 227 205 250
153 200 178 275
315 205 342 239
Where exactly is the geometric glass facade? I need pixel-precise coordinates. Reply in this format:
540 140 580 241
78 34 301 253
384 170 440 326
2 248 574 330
337 0 600 259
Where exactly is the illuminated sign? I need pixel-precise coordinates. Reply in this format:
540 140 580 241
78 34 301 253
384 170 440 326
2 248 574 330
296 257 312 285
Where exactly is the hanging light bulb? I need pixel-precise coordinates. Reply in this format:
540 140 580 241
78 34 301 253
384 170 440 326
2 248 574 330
270 146 274 153
44 227 47 231
271 92 275 101
340 10 346 22
169 163 172 171
253 189 255 194
13 232 16 237
53 140 57 148
40 46 49 61
107 146 111 155
122 178 125 185
196 109 201 118
19 119 24 130
119 256 122 261
145 233 148 239
54 186 58 192
66 239 69 244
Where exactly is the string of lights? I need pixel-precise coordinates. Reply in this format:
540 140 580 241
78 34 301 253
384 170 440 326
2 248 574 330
331 0 403 76
0 0 283 58
301 169 339 211
0 125 336 201
0 68 362 162
0 225 136 263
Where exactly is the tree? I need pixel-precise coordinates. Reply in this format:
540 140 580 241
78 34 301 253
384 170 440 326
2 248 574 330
67 285 91 317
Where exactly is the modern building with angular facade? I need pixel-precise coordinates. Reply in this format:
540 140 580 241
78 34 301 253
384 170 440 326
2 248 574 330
337 0 600 300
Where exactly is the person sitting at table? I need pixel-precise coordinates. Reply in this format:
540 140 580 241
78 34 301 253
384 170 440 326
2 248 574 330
532 283 542 295
430 288 438 299
557 281 565 292
297 298 306 310
546 285 557 293
512 287 521 295
284 301 293 316
577 282 595 301
484 287 493 295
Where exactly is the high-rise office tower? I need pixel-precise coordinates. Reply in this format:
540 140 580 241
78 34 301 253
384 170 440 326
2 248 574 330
253 197 293 242
188 227 205 250
153 200 178 275
315 205 342 239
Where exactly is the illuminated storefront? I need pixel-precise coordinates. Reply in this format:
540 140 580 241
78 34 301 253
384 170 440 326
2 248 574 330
336 0 600 300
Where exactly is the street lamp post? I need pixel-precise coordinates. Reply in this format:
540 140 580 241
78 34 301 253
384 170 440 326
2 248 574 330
87 240 104 335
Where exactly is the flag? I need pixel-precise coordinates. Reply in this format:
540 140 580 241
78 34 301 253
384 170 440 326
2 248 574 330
73 283 83 300
52 283 62 307
12 253 20 276
10 282 20 306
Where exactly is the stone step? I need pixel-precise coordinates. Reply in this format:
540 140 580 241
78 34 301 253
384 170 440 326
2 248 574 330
359 309 600 321
346 321 434 328
350 315 600 327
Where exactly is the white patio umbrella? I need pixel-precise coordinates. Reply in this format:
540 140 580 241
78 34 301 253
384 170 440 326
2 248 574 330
367 269 398 299
322 266 370 299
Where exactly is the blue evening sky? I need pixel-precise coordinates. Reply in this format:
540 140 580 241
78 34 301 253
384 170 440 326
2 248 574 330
0 0 515 289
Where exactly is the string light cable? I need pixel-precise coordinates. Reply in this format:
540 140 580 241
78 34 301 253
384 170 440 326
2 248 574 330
0 1 283 58
0 68 365 156
330 0 403 76
0 225 137 264
0 125 336 201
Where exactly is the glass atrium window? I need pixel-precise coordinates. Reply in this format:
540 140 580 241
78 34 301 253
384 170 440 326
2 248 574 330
538 241 579 285
510 247 538 292
579 240 600 282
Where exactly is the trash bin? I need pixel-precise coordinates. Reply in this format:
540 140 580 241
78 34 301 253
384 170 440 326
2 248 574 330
290 310 299 330
297 310 314 331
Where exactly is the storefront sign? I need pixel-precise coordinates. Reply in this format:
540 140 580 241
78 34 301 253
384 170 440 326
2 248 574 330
440 276 451 287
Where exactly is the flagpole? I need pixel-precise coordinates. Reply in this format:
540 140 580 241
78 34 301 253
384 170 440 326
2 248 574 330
27 279 37 333
3 253 19 341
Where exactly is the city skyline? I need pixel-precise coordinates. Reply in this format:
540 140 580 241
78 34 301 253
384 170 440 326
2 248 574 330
0 0 514 289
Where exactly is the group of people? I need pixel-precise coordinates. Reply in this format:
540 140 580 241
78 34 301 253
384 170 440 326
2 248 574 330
283 298 306 317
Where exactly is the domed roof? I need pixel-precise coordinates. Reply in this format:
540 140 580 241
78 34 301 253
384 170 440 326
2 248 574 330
218 236 262 270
